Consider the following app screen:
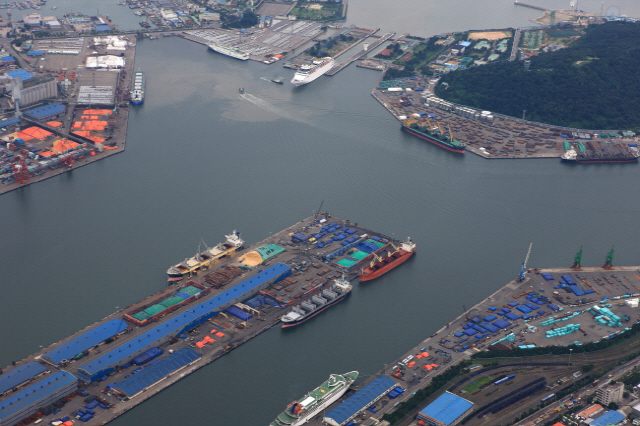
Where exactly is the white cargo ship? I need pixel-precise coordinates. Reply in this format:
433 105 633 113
291 57 334 87
208 43 249 61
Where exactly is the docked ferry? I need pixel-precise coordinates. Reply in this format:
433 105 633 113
130 71 145 105
208 43 249 61
166 231 244 282
291 57 334 87
270 371 358 426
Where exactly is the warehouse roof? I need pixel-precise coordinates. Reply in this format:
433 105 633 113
324 376 396 426
0 362 46 394
78 263 290 381
0 372 77 423
42 319 129 365
0 117 21 128
24 103 65 120
113 348 200 397
418 392 474 426
589 410 625 426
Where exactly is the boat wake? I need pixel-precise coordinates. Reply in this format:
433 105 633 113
239 93 305 123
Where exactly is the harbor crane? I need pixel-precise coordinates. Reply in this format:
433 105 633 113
516 243 533 282
571 246 583 270
602 246 614 269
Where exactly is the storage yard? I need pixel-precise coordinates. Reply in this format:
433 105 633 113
371 76 639 159
0 35 137 195
288 265 640 426
0 213 413 426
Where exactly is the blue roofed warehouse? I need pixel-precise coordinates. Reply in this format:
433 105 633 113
76 263 291 383
0 362 46 395
23 103 66 121
42 319 129 365
323 376 397 426
417 391 474 426
0 371 78 426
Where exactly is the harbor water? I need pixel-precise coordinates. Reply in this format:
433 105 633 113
1 2 640 426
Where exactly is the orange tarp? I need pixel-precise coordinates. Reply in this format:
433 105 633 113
104 146 118 150
46 121 62 127
51 139 79 154
215 332 225 338
40 151 54 157
407 361 416 368
88 136 106 143
19 126 53 139
72 122 83 129
423 365 432 370
415 354 423 359
421 351 429 357
72 130 91 137
82 109 112 115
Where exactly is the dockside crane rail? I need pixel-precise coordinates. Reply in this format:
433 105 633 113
603 246 614 269
516 243 533 282
571 246 583 270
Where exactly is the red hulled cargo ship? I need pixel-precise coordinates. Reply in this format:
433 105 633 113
358 238 416 282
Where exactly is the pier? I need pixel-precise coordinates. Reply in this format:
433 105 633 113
326 32 395 76
514 1 546 11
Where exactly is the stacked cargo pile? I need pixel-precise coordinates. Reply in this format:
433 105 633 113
203 265 244 288
329 237 388 270
540 311 581 326
71 109 114 145
545 324 580 338
558 274 596 297
588 305 622 327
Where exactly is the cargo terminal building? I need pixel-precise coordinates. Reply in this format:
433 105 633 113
77 263 291 383
0 371 78 426
417 392 474 426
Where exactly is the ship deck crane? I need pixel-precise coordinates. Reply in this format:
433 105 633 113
447 124 454 143
516 243 533 282
436 121 445 136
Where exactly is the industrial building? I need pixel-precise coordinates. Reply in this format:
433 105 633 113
0 362 47 395
596 382 624 406
77 263 291 383
417 392 474 426
323 376 397 426
41 319 129 365
23 103 66 122
112 348 200 399
0 371 78 426
18 75 58 107
587 410 626 426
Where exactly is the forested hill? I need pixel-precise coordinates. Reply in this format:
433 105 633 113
435 22 640 130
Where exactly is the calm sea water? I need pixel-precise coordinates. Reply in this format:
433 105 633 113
1 2 640 425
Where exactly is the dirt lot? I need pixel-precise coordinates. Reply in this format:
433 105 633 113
469 30 513 40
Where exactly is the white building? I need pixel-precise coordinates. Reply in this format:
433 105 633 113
596 382 625 406
23 13 42 25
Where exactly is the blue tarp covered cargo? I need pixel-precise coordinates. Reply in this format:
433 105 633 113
484 315 497 322
132 348 163 366
493 319 510 329
516 305 531 313
226 306 252 321
547 304 560 311
505 313 519 320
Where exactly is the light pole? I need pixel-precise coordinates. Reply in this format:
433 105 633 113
568 348 573 366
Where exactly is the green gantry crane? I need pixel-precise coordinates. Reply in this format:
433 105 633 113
571 246 583 270
602 246 614 270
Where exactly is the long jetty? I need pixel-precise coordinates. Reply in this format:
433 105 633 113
326 32 395 76
514 1 546 11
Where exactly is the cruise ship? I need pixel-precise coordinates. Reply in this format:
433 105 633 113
270 371 358 426
208 43 249 61
166 231 244 282
280 275 352 328
130 71 145 105
291 57 334 87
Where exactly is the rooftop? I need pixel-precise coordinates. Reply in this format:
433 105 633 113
418 391 474 426
0 362 46 395
324 376 396 426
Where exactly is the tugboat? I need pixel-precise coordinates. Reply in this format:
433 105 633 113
239 87 244 94
271 77 284 85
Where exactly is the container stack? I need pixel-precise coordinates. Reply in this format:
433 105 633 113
545 324 580 338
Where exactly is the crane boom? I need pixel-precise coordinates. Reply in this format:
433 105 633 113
517 243 533 282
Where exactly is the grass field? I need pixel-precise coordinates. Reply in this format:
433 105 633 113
462 376 494 393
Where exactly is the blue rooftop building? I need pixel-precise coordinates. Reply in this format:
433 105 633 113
23 103 66 121
112 348 200 398
0 363 46 395
417 391 474 426
42 319 129 365
323 376 397 426
77 263 291 383
590 410 626 426
0 372 77 426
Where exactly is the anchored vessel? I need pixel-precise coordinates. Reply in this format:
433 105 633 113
166 231 244 282
270 371 358 426
281 275 352 328
291 57 334 87
561 146 639 163
401 118 466 153
359 238 416 282
208 43 249 61
130 71 145 105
